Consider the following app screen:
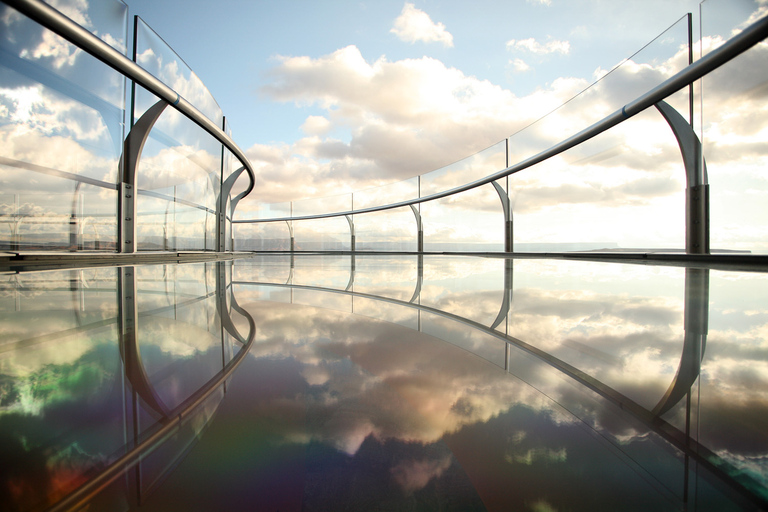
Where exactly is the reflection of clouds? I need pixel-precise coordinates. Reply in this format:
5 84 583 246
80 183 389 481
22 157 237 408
0 87 112 145
390 455 452 493
238 299 561 454
20 27 82 69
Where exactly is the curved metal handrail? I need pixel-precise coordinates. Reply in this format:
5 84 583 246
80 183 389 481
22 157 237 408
4 0 256 203
235 13 768 225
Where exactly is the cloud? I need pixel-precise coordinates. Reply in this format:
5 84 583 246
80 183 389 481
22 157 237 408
506 37 570 55
510 57 531 73
391 3 454 48
390 455 452 493
301 115 332 135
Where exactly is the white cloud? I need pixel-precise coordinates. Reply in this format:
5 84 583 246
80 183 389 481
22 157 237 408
506 37 570 55
301 115 332 135
391 3 454 48
526 0 552 5
510 57 531 73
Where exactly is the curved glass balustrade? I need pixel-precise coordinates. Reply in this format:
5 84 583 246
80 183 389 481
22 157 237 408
233 3 768 256
0 0 254 254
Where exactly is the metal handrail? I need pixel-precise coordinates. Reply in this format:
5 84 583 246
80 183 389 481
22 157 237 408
236 12 768 224
4 0 256 202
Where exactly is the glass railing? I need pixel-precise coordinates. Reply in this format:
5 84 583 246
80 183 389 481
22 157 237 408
234 5 768 256
2 0 767 260
0 0 254 254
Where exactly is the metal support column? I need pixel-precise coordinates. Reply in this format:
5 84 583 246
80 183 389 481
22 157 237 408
410 204 423 253
118 100 168 253
491 181 513 253
655 101 709 255
345 214 355 252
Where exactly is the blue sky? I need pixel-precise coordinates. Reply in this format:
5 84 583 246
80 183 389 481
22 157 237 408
127 0 707 148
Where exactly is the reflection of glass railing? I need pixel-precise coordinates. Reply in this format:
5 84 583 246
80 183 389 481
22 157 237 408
0 261 255 511
1 0 254 255
235 9 768 256
4 253 768 509
229 253 768 509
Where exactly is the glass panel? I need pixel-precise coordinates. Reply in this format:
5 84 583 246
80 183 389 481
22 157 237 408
353 207 417 251
420 140 506 198
0 1 127 252
353 176 419 210
134 17 222 126
507 16 691 168
233 221 291 251
292 192 352 218
701 0 768 254
511 108 686 251
133 87 220 251
421 184 504 252
293 217 350 251
502 17 691 252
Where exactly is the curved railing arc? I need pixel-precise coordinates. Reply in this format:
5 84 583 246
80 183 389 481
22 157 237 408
235 12 768 256
1 0 256 253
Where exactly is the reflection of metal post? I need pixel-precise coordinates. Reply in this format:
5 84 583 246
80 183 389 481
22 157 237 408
654 100 709 255
652 267 708 417
345 253 356 292
410 204 423 253
118 265 170 418
119 100 169 253
410 254 423 304
491 258 514 330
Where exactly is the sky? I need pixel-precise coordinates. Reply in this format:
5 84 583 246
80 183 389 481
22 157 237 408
125 0 711 176
125 0 709 147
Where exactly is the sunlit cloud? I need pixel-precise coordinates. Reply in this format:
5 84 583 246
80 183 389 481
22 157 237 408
390 3 454 48
506 37 570 55
510 57 531 73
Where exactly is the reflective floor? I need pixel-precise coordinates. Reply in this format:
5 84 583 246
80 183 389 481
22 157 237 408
1 254 767 511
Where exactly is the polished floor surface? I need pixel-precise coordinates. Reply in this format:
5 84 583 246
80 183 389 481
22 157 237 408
1 254 767 511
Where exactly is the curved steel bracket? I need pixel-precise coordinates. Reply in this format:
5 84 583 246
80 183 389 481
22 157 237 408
118 99 169 253
217 166 247 251
118 266 171 418
345 214 356 252
654 100 709 254
409 254 424 304
652 267 708 417
490 258 514 330
409 204 423 252
491 181 514 252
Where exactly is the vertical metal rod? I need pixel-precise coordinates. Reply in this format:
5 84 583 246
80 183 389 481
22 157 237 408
217 117 227 252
